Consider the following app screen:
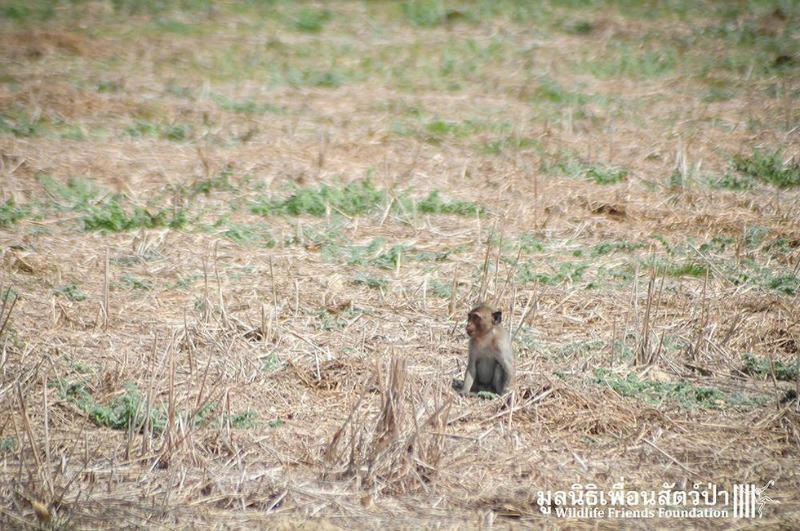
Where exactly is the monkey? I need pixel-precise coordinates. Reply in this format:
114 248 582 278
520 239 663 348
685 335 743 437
458 303 515 396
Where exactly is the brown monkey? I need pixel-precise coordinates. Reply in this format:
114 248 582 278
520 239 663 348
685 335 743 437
460 303 515 396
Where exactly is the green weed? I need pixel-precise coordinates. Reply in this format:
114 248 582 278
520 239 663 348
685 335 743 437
580 44 677 79
110 0 212 15
584 166 629 185
213 94 283 115
54 283 88 302
40 175 99 208
260 353 281 372
708 171 756 190
665 261 708 278
57 380 167 433
517 234 545 253
150 18 198 35
702 86 734 102
556 340 606 358
482 136 540 155
0 437 16 453
592 368 767 410
222 223 276 247
744 225 769 249
0 199 28 227
532 76 588 105
125 119 193 141
191 171 235 196
0 0 55 22
118 274 152 291
428 279 452 298
83 197 187 232
768 274 799 296
229 410 260 429
403 0 448 27
741 353 798 381
416 190 484 216
423 117 511 144
91 382 165 432
516 261 588 286
591 241 645 257
731 149 800 188
0 106 41 137
253 180 383 217
353 273 389 289
698 235 735 253
291 8 332 32
372 244 409 269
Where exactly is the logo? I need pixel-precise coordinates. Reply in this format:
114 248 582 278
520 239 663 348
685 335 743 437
733 480 779 518
537 478 779 520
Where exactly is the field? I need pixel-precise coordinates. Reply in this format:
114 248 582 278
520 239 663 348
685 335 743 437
1 0 799 528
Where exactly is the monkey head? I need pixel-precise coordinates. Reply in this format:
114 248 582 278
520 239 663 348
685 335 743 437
466 304 502 338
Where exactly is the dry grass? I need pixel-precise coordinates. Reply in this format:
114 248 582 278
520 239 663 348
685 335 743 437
1 1 799 529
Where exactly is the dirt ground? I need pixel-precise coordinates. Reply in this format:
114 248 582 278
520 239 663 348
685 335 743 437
0 1 799 529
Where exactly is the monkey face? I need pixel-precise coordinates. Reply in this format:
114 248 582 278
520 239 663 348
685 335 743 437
466 307 490 337
465 313 479 337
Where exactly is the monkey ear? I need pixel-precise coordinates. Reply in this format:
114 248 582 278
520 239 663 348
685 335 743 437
492 311 502 325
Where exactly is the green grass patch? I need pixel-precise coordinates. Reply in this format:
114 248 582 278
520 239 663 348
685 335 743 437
353 273 389 290
118 273 152 291
741 353 798 381
0 106 42 137
291 8 332 32
125 119 193 141
110 0 212 15
0 199 28 227
252 180 484 219
708 171 756 190
403 0 450 27
584 166 629 185
541 152 629 184
56 380 167 433
728 257 799 295
252 180 382 217
0 0 55 22
83 197 187 232
190 171 236 196
0 438 16 453
55 379 219 433
260 353 281 373
228 410 260 429
767 274 799 296
698 235 735 253
40 175 99 207
665 261 708 278
54 283 88 302
515 260 588 286
482 136 541 155
220 222 276 247
212 94 283 115
416 190 484 216
731 149 800 188
517 234 545 253
556 340 606 358
579 43 677 79
21 176 192 232
324 237 463 269
591 241 645 257
428 279 452 298
592 368 768 410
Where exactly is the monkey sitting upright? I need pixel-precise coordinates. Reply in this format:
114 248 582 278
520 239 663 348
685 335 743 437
458 303 515 396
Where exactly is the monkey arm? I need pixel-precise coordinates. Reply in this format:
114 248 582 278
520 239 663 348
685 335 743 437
461 351 476 395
